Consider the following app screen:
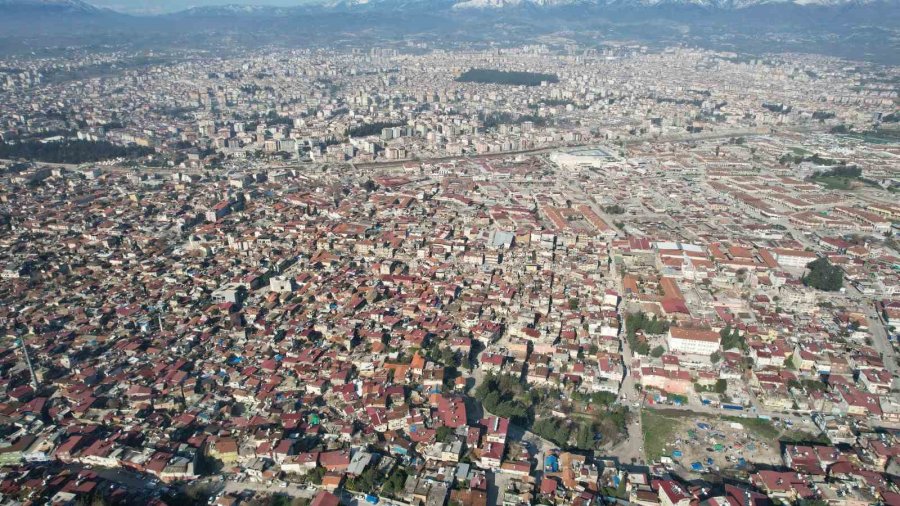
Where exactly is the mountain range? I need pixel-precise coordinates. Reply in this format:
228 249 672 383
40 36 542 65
0 0 897 65
0 0 101 13
0 0 895 13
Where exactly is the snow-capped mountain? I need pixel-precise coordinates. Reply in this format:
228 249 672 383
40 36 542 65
0 0 100 12
256 0 899 10
451 0 891 9
0 0 893 15
178 4 298 16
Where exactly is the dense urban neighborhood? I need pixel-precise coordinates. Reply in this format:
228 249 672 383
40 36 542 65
1 39 900 506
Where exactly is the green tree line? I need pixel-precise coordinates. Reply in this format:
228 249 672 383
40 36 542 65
0 140 154 164
456 68 558 86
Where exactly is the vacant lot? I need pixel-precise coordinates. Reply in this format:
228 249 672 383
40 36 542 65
642 410 785 474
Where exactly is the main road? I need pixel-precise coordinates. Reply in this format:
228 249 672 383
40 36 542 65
76 125 821 179
352 126 789 171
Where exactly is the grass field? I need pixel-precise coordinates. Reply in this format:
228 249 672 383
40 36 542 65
813 176 855 190
842 133 900 145
812 175 882 191
642 410 681 461
780 430 830 445
722 416 779 439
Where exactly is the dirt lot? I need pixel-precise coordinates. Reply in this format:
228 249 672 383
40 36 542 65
642 410 784 476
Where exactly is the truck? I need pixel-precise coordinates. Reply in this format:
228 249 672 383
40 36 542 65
722 404 744 411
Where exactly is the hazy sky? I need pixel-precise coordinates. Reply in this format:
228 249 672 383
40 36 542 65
89 0 311 14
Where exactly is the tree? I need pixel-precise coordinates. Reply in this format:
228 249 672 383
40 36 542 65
650 346 665 358
626 311 669 356
721 328 746 352
0 139 154 164
440 347 460 368
456 68 559 86
270 495 293 506
306 466 325 484
382 468 408 497
475 373 530 425
802 257 843 291
575 423 595 451
532 418 571 447
346 467 381 492
635 341 650 356
714 379 727 394
348 121 406 137
573 391 616 406
802 379 828 392
710 351 722 364
436 425 453 443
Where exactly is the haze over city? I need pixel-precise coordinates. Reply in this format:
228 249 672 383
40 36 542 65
0 0 898 505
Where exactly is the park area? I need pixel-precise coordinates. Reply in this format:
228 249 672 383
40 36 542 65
642 410 784 476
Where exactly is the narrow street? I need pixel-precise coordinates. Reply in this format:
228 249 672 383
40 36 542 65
606 326 645 467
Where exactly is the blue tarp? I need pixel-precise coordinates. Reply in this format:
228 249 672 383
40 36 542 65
691 462 703 471
544 455 559 473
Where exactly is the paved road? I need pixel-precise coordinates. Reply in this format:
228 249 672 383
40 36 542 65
0 158 81 169
79 125 819 180
354 126 784 171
